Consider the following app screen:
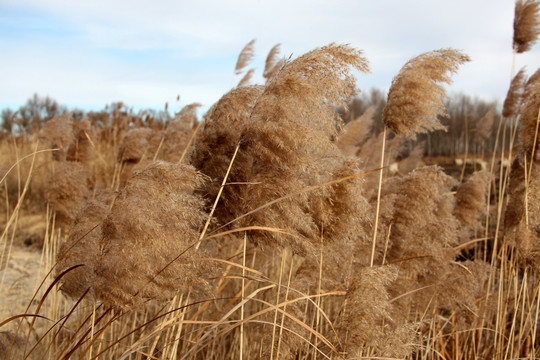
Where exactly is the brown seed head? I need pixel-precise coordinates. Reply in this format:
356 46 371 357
513 0 540 53
383 49 470 139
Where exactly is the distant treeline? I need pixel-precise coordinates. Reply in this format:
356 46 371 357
0 94 173 135
2 91 505 157
344 88 507 157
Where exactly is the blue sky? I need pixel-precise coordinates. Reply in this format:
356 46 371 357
0 0 538 115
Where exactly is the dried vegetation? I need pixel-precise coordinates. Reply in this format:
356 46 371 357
1 3 540 358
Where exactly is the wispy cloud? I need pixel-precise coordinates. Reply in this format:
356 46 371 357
0 0 538 113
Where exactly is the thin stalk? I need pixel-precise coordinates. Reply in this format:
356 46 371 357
270 251 286 360
371 127 387 267
240 232 247 360
196 142 240 249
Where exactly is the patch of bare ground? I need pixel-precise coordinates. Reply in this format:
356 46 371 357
0 214 47 329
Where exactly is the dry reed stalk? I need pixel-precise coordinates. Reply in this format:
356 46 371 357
513 0 540 53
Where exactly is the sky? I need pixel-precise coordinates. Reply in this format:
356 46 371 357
0 0 539 116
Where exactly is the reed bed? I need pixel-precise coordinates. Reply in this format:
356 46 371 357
1 3 540 359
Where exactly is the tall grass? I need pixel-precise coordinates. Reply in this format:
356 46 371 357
1 5 540 358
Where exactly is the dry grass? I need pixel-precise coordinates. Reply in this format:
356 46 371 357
1 11 540 358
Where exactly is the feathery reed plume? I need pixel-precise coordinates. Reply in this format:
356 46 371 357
526 67 540 88
0 330 26 359
384 166 462 314
383 48 470 139
117 127 153 163
336 265 415 358
504 158 528 233
192 85 264 211
67 117 96 164
236 68 255 88
312 159 374 262
502 68 527 118
56 197 112 300
357 132 406 190
475 106 496 143
235 39 256 75
513 0 540 53
435 260 492 320
519 68 540 158
386 166 459 266
504 158 540 267
396 141 425 175
263 43 283 81
95 161 215 308
175 102 201 128
148 103 200 162
504 68 540 267
454 170 491 232
336 106 375 157
45 161 92 229
231 43 370 254
38 113 75 161
292 159 374 293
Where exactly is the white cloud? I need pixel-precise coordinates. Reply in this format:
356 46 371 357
0 0 538 112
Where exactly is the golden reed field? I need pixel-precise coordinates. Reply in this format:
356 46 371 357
0 1 539 359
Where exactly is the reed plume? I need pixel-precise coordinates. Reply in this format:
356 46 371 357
55 161 215 309
45 161 93 229
231 43 370 254
504 68 540 267
66 117 96 164
235 39 256 75
95 161 215 308
336 265 415 358
55 196 112 300
148 103 200 162
502 68 527 118
513 0 540 53
383 48 470 139
117 127 153 163
454 170 491 233
263 43 283 81
519 68 540 158
38 113 75 161
475 106 496 143
0 331 26 359
396 142 425 176
336 106 375 157
236 68 255 88
192 85 264 219
384 166 460 313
